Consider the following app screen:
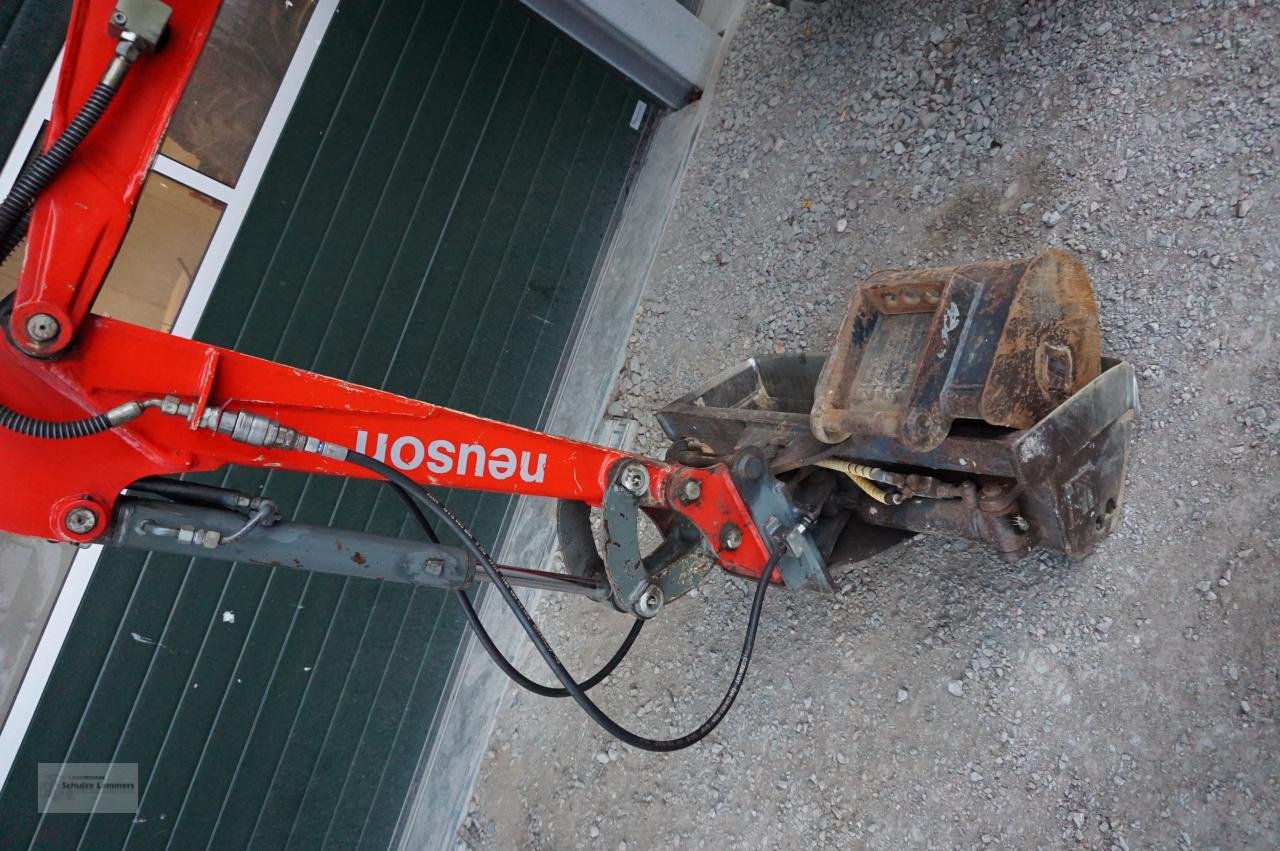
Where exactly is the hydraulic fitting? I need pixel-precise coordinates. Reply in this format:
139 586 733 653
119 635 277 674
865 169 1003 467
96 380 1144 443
195 406 348 460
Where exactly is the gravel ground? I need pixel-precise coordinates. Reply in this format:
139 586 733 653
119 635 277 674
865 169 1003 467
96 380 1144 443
466 1 1278 848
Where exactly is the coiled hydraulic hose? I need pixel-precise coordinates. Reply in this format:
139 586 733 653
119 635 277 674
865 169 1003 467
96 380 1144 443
0 208 30 266
348 450 781 752
385 480 644 699
0 404 112 439
0 81 123 245
814 458 900 505
0 398 162 439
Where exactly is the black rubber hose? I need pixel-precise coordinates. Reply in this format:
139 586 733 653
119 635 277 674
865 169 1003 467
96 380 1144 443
455 591 643 697
129 478 251 513
0 403 111 439
0 207 30 266
349 450 779 751
384 480 644 698
0 82 120 243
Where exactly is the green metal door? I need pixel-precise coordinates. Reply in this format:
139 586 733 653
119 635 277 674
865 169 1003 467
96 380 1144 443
0 1 648 847
0 0 72 156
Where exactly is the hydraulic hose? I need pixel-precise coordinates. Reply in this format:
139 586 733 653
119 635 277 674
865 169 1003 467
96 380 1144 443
0 398 163 439
814 458 896 505
456 590 644 698
0 73 126 245
0 403 112 439
348 450 780 752
0 208 30 266
385 480 643 699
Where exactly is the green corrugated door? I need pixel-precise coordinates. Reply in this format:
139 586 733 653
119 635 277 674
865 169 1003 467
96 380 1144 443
0 0 72 156
0 1 647 847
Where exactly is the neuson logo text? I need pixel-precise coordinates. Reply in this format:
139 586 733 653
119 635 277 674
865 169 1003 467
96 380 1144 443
355 431 547 483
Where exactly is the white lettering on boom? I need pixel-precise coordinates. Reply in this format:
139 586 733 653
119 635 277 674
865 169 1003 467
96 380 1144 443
354 431 547 484
390 436 425 471
457 443 485 477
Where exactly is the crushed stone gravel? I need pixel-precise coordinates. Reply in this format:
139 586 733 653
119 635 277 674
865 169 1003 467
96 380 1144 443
466 1 1278 848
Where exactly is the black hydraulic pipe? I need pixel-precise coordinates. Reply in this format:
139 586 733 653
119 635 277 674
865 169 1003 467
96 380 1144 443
0 403 112 439
0 82 122 244
0 207 30 265
348 450 781 752
384 480 642 699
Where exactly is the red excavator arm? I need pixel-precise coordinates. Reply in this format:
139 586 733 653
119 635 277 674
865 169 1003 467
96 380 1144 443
0 0 779 593
0 307 774 575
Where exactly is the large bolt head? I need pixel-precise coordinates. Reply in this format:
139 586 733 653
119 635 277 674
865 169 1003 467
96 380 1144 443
619 463 649 497
734 454 765 482
678 478 702 503
64 506 98 535
634 585 663 619
720 523 743 550
25 313 60 343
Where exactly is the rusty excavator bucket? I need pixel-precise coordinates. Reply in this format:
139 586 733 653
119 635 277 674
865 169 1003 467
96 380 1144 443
657 250 1137 573
810 249 1103 451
